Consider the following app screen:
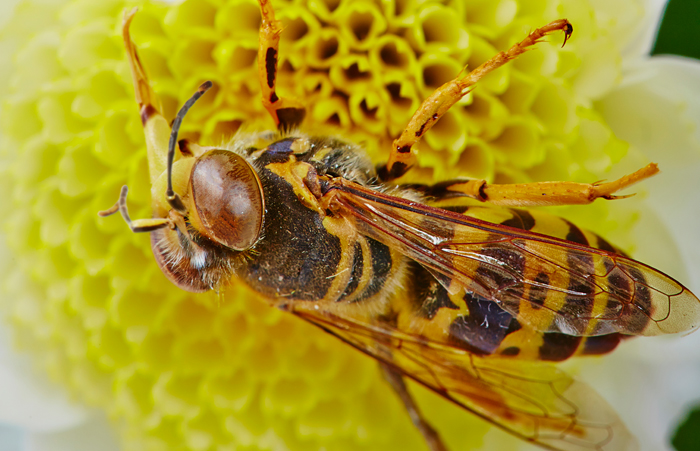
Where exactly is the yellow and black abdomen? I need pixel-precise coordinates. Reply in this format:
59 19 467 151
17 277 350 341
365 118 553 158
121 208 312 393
397 203 636 362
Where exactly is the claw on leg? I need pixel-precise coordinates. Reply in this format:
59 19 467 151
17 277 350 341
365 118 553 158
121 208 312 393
379 19 573 181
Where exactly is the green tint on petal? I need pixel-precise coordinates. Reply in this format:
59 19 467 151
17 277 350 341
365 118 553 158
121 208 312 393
165 0 219 39
204 368 254 412
14 32 66 92
59 21 122 72
491 118 543 168
531 80 576 134
2 99 43 140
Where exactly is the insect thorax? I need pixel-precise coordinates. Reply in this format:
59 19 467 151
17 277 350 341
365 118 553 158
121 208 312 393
226 134 406 310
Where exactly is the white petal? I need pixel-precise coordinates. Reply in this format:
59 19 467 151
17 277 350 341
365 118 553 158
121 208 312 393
26 413 121 451
592 55 700 451
622 0 668 59
0 325 87 433
597 56 700 284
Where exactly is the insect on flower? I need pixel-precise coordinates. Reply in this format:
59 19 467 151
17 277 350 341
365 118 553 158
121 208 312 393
100 1 700 450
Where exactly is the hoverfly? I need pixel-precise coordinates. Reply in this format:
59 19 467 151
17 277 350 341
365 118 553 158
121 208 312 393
100 1 700 450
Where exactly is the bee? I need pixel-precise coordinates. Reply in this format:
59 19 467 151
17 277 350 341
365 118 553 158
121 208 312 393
100 2 700 450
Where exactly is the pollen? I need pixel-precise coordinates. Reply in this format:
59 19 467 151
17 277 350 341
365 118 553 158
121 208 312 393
0 0 644 450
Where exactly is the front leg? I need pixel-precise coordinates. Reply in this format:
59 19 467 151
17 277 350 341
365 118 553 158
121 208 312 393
256 0 306 131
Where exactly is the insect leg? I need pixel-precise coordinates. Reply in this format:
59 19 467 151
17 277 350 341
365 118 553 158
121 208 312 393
256 0 306 132
122 8 174 186
378 20 573 181
380 363 449 451
411 163 659 207
98 186 172 232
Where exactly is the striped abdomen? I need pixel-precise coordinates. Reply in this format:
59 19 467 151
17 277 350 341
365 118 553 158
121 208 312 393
397 204 641 361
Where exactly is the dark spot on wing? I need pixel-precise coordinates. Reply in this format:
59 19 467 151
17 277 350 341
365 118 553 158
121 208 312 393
529 272 550 309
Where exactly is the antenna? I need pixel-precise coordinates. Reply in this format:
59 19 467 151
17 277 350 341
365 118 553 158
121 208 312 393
166 80 214 213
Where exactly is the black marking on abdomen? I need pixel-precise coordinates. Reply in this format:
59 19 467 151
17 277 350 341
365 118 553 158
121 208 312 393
477 247 526 290
564 220 588 245
338 242 363 302
351 238 393 303
407 262 458 319
596 236 618 254
448 293 519 355
581 333 622 356
539 332 582 361
475 246 526 317
501 209 536 230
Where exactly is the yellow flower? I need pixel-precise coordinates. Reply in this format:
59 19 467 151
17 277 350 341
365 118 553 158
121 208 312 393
1 0 698 450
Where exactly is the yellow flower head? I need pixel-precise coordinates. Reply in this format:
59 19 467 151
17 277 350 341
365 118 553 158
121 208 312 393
0 0 656 450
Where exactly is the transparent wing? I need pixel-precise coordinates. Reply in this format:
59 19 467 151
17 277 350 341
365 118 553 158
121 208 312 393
327 179 700 337
293 305 637 451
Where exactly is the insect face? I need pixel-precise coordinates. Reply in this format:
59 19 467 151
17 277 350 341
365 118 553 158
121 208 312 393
101 77 264 293
149 148 264 293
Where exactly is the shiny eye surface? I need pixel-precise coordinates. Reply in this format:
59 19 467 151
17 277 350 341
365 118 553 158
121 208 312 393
190 149 264 250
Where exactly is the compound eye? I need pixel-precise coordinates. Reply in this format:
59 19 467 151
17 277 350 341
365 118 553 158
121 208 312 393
190 149 264 250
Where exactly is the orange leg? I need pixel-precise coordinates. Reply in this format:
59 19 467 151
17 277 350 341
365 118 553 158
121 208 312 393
378 20 573 181
410 163 659 207
257 0 306 131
